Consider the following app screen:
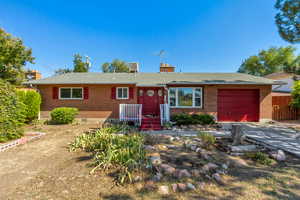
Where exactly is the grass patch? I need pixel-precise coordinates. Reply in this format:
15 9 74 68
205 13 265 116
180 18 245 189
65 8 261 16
197 132 216 150
245 152 274 165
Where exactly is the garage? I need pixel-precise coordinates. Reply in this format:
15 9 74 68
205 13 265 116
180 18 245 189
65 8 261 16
217 89 259 122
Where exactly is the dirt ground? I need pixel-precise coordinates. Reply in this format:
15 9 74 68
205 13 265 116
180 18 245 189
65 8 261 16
1 123 300 200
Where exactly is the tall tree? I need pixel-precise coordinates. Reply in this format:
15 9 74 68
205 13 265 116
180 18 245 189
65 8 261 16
238 46 300 76
73 54 90 72
102 59 130 73
275 0 300 43
0 28 35 84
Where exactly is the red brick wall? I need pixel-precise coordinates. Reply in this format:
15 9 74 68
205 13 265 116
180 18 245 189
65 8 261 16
170 85 272 121
37 84 137 119
37 84 272 121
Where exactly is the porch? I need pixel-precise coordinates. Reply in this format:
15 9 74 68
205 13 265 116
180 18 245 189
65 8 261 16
119 103 170 130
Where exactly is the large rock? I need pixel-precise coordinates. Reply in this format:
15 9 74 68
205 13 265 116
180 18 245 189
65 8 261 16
270 150 286 161
152 172 162 182
231 145 257 152
158 185 169 195
212 173 225 185
187 183 196 190
202 163 218 172
144 145 156 152
160 164 176 175
177 183 187 191
175 169 191 179
149 153 162 166
171 183 178 192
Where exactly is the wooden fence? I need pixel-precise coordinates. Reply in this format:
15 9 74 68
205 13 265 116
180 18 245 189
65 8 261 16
272 96 298 120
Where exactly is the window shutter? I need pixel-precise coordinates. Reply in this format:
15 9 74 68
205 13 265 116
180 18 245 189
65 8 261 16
84 87 89 99
129 87 134 99
111 87 116 99
53 87 58 99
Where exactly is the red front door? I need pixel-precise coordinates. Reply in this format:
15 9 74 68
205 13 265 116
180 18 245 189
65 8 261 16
138 88 164 116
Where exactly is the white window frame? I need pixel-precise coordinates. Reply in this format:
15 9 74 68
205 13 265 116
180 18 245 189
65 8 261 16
168 87 203 108
59 87 83 100
116 87 129 100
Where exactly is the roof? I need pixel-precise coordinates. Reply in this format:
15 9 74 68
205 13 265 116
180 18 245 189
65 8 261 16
25 72 282 86
264 72 295 80
272 78 294 93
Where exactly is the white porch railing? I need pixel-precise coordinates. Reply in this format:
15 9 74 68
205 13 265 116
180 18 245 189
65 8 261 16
119 104 142 125
160 104 170 126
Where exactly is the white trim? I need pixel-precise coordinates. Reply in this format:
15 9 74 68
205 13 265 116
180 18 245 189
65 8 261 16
116 87 129 100
59 87 83 100
168 87 203 108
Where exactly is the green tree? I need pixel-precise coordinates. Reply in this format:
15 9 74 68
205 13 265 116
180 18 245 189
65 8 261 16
275 0 300 43
291 80 300 108
238 46 300 76
73 54 90 72
0 28 35 84
54 68 73 75
102 59 130 73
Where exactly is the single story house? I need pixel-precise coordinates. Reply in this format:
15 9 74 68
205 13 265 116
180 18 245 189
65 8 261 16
25 68 282 130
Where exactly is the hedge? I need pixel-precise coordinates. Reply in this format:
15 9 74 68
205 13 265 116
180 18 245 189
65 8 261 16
0 81 26 142
171 113 215 125
50 107 78 124
17 90 41 123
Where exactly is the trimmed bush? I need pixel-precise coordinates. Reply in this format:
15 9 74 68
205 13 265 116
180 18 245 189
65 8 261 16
171 113 215 125
17 90 41 123
0 81 26 142
50 107 78 124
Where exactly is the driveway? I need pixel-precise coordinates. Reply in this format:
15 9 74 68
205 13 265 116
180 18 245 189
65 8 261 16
0 123 99 200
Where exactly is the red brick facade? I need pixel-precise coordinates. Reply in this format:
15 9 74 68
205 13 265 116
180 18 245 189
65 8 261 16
37 84 272 121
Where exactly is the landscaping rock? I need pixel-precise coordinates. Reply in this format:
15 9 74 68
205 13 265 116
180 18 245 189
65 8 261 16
191 169 201 177
270 150 286 161
187 183 196 190
152 173 162 182
202 163 218 172
144 145 156 152
221 163 228 170
158 185 169 195
226 156 248 168
149 153 162 165
160 164 176 175
171 183 178 192
212 173 225 185
175 169 192 179
144 181 156 191
196 182 206 190
134 176 143 182
231 145 257 152
177 183 187 191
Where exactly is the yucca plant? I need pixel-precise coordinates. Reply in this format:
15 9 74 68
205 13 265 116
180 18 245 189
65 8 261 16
70 127 147 184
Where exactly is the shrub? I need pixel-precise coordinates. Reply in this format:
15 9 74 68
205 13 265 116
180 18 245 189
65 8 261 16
245 152 274 165
197 132 216 149
0 81 26 142
50 107 78 124
70 127 146 184
171 113 215 125
17 90 41 123
291 80 300 108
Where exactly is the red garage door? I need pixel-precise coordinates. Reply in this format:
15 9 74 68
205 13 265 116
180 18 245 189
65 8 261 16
217 89 259 122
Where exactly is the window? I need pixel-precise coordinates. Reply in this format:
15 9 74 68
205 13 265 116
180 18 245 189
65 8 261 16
117 87 129 99
168 87 203 108
59 88 83 99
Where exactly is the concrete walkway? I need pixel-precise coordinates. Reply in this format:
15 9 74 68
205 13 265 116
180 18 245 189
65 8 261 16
242 124 300 158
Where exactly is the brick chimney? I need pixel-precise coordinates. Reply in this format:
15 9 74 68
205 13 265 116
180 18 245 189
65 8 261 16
160 63 175 72
25 70 42 80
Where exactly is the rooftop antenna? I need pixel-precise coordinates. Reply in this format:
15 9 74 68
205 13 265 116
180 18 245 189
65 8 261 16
85 55 91 70
156 49 165 63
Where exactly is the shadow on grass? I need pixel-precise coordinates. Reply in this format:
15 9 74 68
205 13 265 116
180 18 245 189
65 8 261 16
101 194 133 200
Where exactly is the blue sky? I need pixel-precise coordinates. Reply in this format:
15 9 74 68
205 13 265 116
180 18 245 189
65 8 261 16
0 0 298 77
